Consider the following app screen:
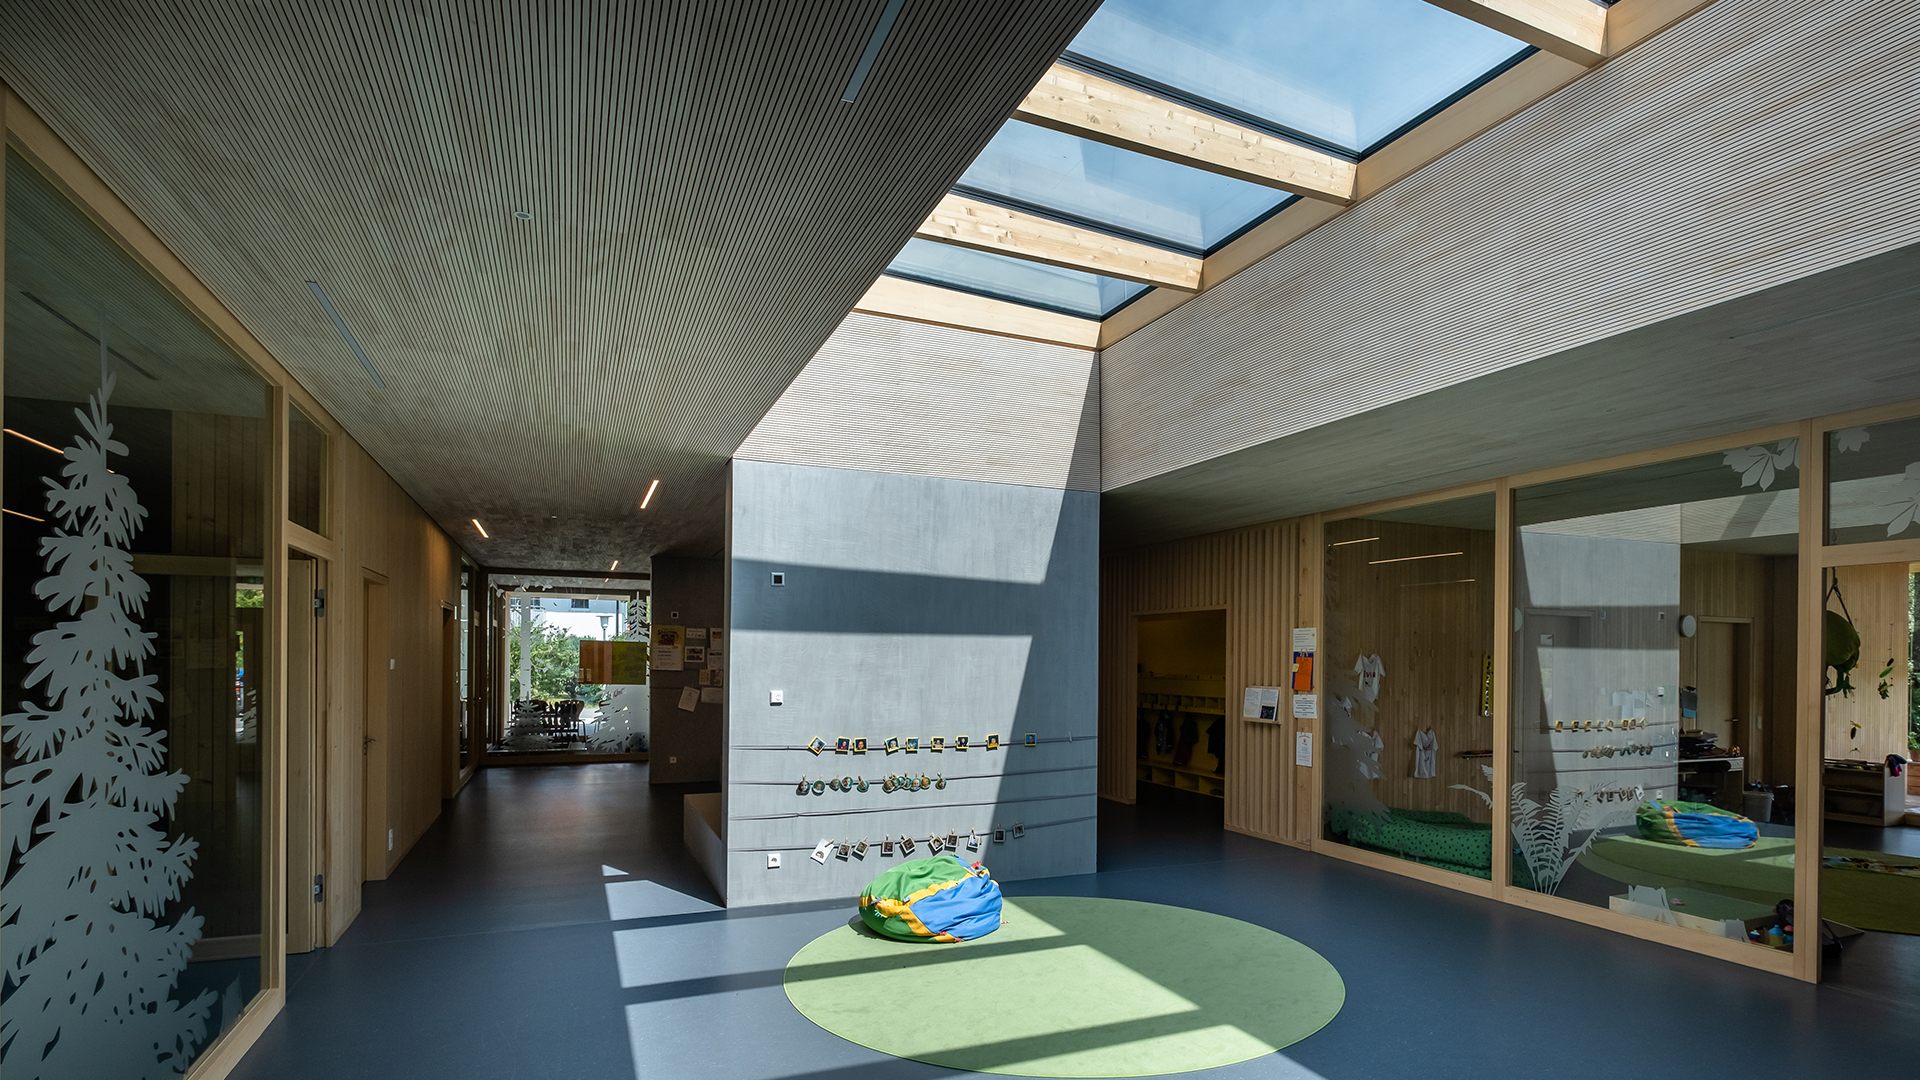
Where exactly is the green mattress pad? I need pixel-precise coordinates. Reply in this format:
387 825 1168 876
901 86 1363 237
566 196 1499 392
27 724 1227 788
1330 808 1493 872
1580 836 1920 935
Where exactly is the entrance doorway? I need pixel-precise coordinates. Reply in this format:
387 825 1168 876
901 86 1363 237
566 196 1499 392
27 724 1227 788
1135 610 1227 800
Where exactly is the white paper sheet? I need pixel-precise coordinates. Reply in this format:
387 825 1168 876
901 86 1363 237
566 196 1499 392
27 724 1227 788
677 686 699 711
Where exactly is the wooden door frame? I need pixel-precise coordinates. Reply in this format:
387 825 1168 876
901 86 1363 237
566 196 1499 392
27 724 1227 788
361 572 391 882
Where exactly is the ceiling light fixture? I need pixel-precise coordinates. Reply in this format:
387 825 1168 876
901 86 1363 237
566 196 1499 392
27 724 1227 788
4 507 47 522
841 0 906 103
610 560 619 571
472 518 489 538
513 210 533 221
5 428 64 455
1369 551 1465 565
305 281 386 388
1330 536 1379 547
640 479 659 509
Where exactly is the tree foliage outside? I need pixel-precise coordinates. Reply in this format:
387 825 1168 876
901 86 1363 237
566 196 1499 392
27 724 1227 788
508 621 602 703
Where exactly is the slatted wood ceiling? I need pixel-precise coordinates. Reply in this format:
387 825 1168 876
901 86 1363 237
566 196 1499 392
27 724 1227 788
735 312 1099 492
1099 0 1920 533
0 0 1103 568
1101 520 1310 845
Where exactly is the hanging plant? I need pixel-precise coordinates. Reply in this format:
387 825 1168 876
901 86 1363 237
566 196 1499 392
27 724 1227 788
1824 575 1861 699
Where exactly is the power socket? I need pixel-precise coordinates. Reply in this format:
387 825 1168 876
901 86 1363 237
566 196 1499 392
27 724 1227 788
767 853 782 869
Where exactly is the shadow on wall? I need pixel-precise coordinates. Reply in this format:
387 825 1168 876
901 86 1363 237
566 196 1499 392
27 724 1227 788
725 459 1099 905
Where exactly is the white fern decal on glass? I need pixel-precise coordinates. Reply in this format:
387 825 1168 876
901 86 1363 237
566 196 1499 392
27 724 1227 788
1722 439 1798 490
1453 765 1601 894
2 367 216 1079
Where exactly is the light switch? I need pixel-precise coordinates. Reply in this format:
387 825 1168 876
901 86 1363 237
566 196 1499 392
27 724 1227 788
389 658 396 670
770 690 784 706
767 853 782 869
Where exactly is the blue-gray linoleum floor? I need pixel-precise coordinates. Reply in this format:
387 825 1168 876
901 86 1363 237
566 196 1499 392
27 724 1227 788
229 765 1918 1080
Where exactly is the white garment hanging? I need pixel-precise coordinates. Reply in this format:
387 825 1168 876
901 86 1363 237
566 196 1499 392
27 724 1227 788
1413 728 1438 779
1353 653 1385 702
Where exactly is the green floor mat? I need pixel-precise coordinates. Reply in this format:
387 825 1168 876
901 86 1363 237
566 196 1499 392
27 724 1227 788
1581 836 1920 935
783 896 1345 1078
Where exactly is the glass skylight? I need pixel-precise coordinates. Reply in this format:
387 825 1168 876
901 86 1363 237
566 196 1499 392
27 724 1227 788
956 121 1292 255
1067 0 1529 153
882 0 1533 319
886 239 1149 319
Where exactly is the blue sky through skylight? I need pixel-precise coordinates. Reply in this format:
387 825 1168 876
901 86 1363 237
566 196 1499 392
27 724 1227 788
886 239 1149 319
957 122 1292 254
883 0 1530 318
1068 0 1529 152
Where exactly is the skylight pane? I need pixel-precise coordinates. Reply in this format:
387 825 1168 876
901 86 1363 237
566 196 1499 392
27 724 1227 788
1069 0 1529 153
886 239 1149 319
957 121 1291 254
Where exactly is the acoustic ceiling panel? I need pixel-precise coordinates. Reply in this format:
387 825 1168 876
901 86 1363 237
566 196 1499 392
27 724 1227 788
0 0 1102 569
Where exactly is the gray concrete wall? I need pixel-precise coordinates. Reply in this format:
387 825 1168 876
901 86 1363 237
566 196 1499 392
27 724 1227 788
648 556 724 784
722 459 1098 907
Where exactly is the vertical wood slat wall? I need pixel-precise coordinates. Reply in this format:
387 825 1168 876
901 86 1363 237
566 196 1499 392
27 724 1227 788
1101 520 1308 845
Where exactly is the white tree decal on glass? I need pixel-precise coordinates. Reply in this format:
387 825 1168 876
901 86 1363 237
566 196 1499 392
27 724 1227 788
2 367 215 1079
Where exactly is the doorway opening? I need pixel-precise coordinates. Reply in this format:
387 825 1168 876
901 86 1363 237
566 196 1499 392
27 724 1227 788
1135 610 1227 800
486 574 651 765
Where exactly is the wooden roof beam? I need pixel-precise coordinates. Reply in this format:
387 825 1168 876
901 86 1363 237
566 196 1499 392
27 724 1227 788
1424 0 1607 66
1012 64 1356 205
914 193 1202 291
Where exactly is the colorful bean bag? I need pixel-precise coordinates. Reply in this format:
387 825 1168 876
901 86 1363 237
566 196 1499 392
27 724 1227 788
859 855 1003 943
1636 799 1757 849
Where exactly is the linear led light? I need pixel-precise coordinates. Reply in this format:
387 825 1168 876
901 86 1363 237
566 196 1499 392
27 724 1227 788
305 281 386 388
1330 536 1379 547
610 560 620 571
4 507 47 522
1369 551 1464 565
841 0 906 102
5 428 64 455
1400 578 1477 588
640 479 659 509
472 518 489 538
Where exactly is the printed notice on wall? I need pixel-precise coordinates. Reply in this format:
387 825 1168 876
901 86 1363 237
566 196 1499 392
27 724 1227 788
1242 686 1281 721
699 687 724 704
1291 627 1316 652
653 625 685 671
1291 693 1317 720
1295 731 1314 767
677 685 700 712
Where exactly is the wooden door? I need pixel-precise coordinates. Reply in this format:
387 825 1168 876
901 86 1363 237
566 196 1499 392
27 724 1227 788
362 579 390 881
285 556 326 952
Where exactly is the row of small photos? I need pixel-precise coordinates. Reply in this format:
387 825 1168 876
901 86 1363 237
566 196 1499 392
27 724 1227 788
808 733 1036 754
808 824 1025 864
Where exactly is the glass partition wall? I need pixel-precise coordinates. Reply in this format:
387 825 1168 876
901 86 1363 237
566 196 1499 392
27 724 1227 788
1510 444 1801 953
4 148 274 1075
1817 413 1920 991
1322 494 1497 878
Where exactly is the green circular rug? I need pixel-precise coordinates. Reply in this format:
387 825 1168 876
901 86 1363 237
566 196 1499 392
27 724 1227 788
783 896 1343 1077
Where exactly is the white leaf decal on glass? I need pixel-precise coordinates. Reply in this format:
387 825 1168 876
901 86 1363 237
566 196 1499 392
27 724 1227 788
1883 462 1920 537
1723 438 1797 490
1831 426 1869 453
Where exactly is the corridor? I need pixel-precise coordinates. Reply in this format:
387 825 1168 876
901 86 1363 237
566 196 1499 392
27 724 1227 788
227 766 1911 1080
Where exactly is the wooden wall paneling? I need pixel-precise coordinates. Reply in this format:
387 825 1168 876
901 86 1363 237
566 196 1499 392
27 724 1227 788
1099 521 1303 843
361 573 390 880
1821 561 1910 761
1294 518 1320 845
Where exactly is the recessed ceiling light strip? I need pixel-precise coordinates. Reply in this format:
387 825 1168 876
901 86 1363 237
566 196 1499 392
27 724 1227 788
472 518 489 539
841 0 906 103
305 280 386 388
640 479 660 509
